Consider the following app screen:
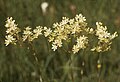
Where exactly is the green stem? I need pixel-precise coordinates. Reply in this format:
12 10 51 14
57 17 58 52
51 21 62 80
69 54 75 82
97 53 102 82
29 41 38 62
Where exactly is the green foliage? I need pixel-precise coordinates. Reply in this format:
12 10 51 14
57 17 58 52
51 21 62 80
0 0 120 82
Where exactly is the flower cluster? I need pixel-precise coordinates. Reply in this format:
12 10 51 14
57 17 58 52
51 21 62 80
91 22 118 52
43 27 52 37
44 14 91 52
4 14 118 54
5 17 20 46
22 26 43 41
72 35 88 54
5 17 43 46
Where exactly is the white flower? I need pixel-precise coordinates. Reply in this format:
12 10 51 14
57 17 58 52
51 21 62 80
77 35 88 49
54 39 62 47
69 19 74 24
91 47 101 52
5 17 17 28
72 45 80 54
110 32 118 40
52 44 58 51
53 23 59 28
33 26 43 39
89 28 94 33
33 26 42 34
75 14 86 22
22 26 33 41
60 17 69 25
43 27 47 30
44 27 52 37
5 35 16 46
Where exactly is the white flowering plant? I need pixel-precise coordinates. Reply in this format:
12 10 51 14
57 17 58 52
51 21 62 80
4 14 118 81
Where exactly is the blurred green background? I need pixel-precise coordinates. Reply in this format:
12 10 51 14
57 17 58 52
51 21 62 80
0 0 120 82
